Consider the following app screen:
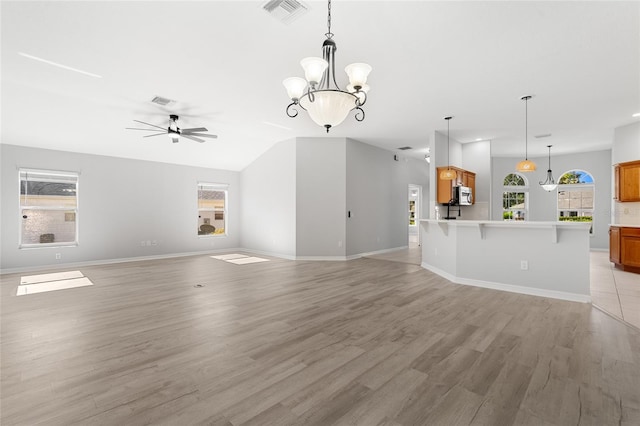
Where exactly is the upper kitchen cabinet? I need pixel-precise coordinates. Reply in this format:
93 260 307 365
614 160 640 202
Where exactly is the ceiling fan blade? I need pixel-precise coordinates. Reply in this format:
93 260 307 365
143 132 167 138
126 127 164 131
188 133 218 139
181 127 208 133
182 134 206 143
133 120 167 131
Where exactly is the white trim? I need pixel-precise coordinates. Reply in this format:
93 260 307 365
2 245 410 274
421 262 591 304
0 248 245 275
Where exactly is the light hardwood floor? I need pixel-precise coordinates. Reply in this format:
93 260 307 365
1 252 639 425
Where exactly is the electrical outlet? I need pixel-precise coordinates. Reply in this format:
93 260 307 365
520 260 528 270
152 240 157 246
338 240 343 248
55 253 61 260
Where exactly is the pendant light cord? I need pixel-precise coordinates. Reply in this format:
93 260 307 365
525 97 528 160
447 118 450 169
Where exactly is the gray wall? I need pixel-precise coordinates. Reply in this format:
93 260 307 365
491 149 612 249
612 121 640 225
296 137 346 258
346 139 429 256
240 139 297 258
1 144 240 271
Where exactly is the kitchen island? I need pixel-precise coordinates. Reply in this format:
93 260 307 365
420 219 592 303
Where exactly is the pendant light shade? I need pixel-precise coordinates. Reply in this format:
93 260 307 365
440 116 456 181
516 95 536 172
539 144 558 191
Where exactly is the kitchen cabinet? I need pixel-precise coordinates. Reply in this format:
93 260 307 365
614 160 640 202
609 226 640 273
436 166 476 204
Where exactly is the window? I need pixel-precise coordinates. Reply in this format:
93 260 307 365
503 173 528 221
19 169 79 247
557 170 594 234
197 183 227 236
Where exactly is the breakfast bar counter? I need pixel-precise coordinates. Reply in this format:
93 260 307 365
420 219 592 303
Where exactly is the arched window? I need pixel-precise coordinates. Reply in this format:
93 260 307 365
557 170 594 234
503 173 528 221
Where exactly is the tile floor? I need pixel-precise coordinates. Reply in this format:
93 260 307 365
590 251 640 329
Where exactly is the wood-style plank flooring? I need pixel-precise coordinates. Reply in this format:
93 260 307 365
2 251 639 425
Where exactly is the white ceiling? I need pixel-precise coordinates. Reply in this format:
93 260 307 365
2 1 639 171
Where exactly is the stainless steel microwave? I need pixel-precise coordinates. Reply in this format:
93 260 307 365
456 186 472 205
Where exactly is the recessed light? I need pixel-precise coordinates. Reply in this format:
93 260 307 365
18 52 102 78
633 113 640 118
475 138 482 141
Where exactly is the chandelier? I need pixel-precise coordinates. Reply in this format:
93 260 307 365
515 95 537 172
282 0 372 133
539 145 558 191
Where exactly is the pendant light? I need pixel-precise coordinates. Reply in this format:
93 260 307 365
516 95 536 172
539 145 558 191
440 116 456 180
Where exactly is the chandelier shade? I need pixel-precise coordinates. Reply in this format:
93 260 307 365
282 77 307 101
300 57 328 85
299 90 358 128
516 95 536 172
539 144 558 191
283 0 371 132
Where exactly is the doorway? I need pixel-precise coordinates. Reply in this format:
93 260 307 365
408 184 422 248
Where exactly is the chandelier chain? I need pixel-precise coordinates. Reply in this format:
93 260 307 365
326 0 333 39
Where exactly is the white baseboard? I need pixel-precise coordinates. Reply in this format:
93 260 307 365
421 262 591 304
0 248 245 275
2 245 412 275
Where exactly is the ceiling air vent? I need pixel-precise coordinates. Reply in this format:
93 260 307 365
535 133 552 139
397 146 413 150
263 0 309 24
150 96 175 106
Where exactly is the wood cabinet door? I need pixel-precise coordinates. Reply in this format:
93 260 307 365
466 173 476 204
436 167 454 204
621 228 640 267
609 227 621 264
619 162 640 202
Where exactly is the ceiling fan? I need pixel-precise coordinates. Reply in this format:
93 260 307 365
126 114 217 143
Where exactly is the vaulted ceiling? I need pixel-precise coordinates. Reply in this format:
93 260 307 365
2 1 638 171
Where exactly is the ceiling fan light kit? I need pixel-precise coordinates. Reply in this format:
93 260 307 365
126 114 218 143
283 0 372 132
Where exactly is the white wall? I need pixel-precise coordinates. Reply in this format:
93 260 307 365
462 140 491 220
1 144 240 272
345 139 429 256
295 137 346 258
612 121 640 225
491 149 612 249
240 139 297 258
